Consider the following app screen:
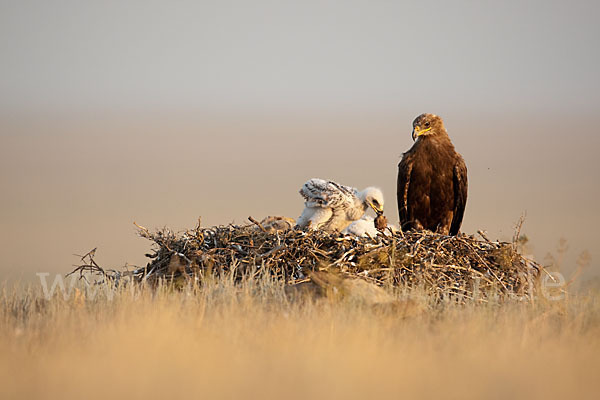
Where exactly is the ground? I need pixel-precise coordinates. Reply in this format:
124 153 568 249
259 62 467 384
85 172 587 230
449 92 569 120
1 276 599 399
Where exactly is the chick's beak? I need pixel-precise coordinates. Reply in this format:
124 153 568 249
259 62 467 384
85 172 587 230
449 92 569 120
369 202 384 215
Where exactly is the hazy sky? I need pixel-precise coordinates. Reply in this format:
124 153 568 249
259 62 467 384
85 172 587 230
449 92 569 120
1 1 599 283
1 0 599 114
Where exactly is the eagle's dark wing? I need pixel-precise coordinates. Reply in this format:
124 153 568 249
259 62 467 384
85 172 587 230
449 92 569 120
449 156 468 235
397 157 413 230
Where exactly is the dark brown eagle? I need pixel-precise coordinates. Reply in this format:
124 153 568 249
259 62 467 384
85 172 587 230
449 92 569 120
397 113 468 235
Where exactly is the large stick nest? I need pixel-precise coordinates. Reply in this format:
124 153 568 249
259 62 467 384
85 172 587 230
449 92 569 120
72 217 543 300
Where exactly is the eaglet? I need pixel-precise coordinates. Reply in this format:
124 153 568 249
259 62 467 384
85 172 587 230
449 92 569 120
297 178 384 233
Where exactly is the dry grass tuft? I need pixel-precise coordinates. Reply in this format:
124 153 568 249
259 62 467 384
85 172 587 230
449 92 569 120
1 275 599 399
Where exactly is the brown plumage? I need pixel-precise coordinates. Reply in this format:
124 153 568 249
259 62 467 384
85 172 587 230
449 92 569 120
397 114 468 235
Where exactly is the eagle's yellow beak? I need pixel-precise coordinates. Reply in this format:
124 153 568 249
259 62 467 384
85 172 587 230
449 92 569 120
412 126 432 141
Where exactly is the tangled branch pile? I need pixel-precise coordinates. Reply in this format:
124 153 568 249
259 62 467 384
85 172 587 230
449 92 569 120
72 217 544 300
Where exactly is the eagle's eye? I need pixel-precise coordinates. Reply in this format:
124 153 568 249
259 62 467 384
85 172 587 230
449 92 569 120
373 200 380 206
424 122 431 128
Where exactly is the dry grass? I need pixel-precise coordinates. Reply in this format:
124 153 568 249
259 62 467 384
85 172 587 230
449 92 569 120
1 274 599 400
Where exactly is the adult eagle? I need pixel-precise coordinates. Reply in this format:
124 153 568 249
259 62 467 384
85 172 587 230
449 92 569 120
397 113 468 235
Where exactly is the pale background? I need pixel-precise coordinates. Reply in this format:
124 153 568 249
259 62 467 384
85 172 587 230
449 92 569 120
1 0 598 283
